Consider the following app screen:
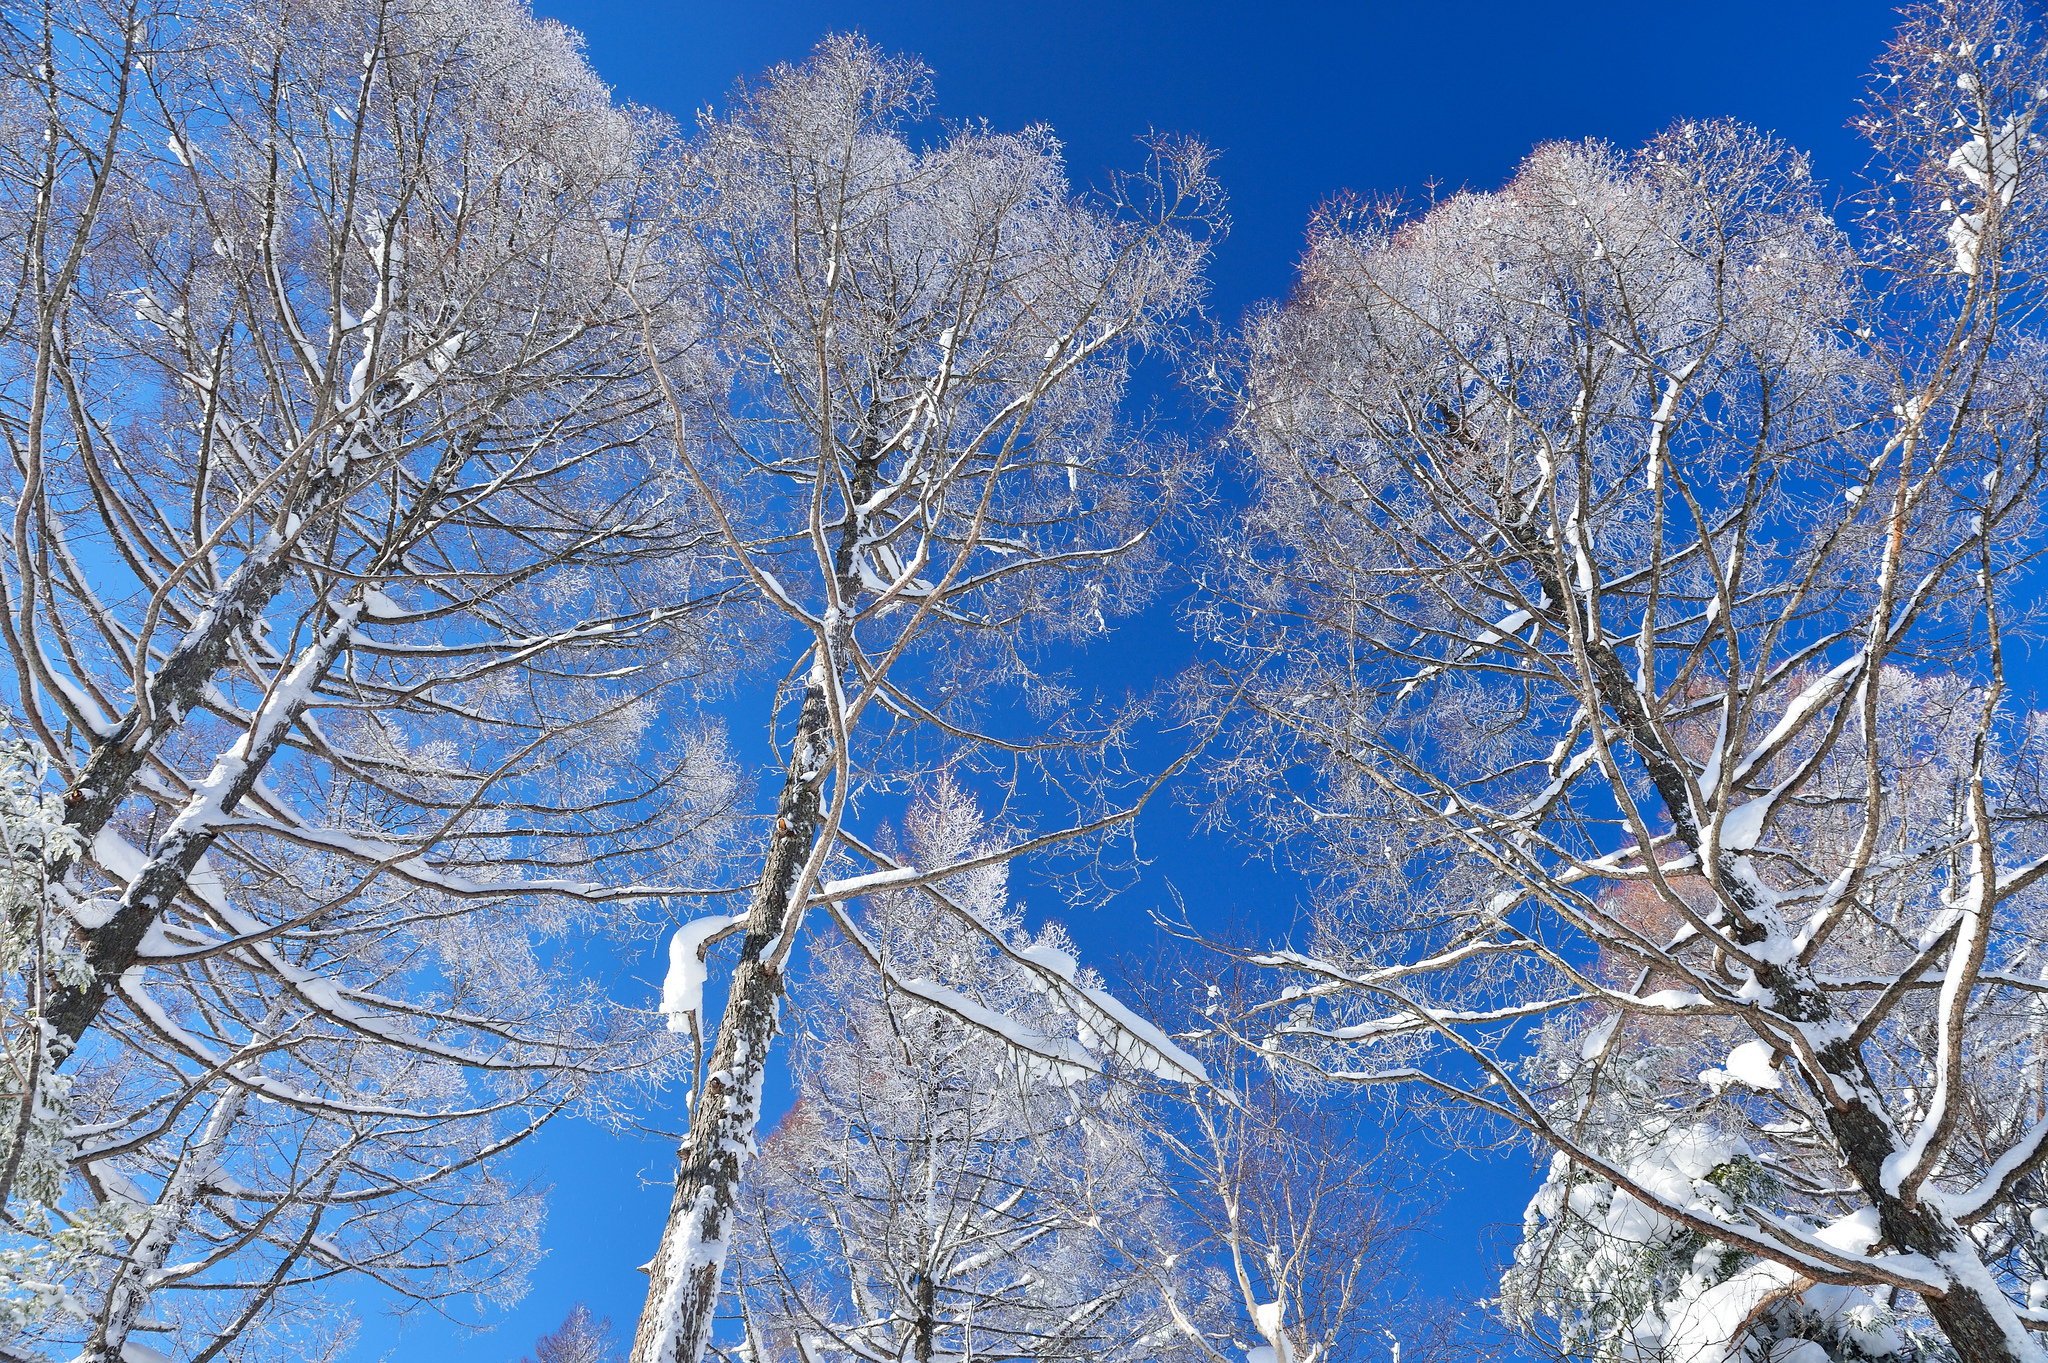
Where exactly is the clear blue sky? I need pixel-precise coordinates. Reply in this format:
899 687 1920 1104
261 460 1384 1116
359 3 1908 1359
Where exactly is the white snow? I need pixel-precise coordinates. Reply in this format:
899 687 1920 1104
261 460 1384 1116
1814 1206 1882 1255
661 915 740 1033
1578 1014 1620 1060
816 866 920 900
895 974 1099 1084
1700 1039 1781 1092
1729 652 1863 788
1946 112 2032 273
1718 795 1772 851
1645 357 1703 489
360 587 406 620
1018 941 1209 1085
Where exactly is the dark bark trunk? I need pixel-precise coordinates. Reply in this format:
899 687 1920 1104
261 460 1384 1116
1817 1038 2037 1363
626 686 826 1363
46 613 359 1052
52 381 406 881
1488 493 2036 1363
630 427 883 1363
914 1266 936 1363
45 392 476 1060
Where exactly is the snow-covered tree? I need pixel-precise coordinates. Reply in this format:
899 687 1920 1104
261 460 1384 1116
0 0 738 1354
520 1303 620 1363
728 784 1442 1363
0 740 99 1326
1136 966 1434 1363
1197 3 2048 1361
729 778 1180 1363
1500 1019 1920 1363
623 36 1221 1363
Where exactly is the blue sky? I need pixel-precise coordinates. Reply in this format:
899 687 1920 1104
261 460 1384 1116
365 3 1911 1358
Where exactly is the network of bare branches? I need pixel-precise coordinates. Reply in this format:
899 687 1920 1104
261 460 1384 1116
624 36 1225 1363
0 0 743 1354
1195 2 2048 1361
726 788 1439 1363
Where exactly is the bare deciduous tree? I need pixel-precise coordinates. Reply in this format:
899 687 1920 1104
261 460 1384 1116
1197 3 2048 1361
624 36 1221 1363
0 0 738 1353
728 779 1180 1363
521 1303 621 1363
1136 964 1437 1363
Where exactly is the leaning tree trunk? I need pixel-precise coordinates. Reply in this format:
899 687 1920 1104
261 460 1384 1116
40 414 490 1063
630 434 881 1363
1527 504 2044 1363
43 604 363 1052
627 680 829 1363
52 387 416 883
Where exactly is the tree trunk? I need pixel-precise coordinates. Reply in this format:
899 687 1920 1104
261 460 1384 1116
83 1058 255 1362
1818 1040 2044 1363
626 677 828 1363
45 409 479 1061
52 381 413 884
629 428 881 1363
1529 507 2043 1363
914 1266 936 1363
46 606 362 1053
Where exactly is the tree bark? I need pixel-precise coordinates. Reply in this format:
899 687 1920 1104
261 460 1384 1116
46 395 480 1059
83 1049 257 1363
627 696 826 1363
46 606 362 1052
914 1264 936 1363
53 382 409 881
630 432 881 1363
1499 497 2041 1363
1818 1040 2043 1363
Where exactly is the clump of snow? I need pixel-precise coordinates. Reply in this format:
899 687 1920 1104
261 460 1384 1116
1718 795 1772 851
817 866 920 900
1946 112 2033 273
661 916 740 1033
1579 1014 1620 1061
1814 1206 1881 1255
1248 1298 1297 1363
1700 1040 1782 1093
1508 1124 1904 1363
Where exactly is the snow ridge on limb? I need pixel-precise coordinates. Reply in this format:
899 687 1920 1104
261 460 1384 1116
820 898 1103 1084
729 811 1177 1363
831 828 1207 1086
